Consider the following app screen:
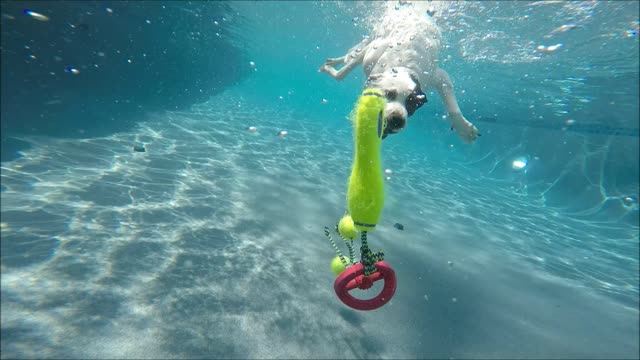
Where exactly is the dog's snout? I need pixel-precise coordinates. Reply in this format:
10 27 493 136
387 115 406 133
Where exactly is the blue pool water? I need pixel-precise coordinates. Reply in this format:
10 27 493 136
1 1 638 359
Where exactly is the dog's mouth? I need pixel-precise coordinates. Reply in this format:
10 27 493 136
382 115 406 139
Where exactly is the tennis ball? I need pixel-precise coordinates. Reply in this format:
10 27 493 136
330 256 350 276
338 215 357 240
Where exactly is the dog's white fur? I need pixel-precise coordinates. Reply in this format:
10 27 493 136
319 4 479 143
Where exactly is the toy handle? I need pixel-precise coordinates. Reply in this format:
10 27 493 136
334 261 397 311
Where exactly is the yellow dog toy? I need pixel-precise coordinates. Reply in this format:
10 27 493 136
328 88 387 275
347 89 386 232
326 89 397 311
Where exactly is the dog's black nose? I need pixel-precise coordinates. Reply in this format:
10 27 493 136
387 115 406 133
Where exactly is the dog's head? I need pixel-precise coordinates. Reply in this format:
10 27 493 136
365 67 427 139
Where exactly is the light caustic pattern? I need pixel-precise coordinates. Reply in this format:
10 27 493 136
1 88 638 358
0 92 364 358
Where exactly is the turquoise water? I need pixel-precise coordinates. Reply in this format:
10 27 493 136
1 1 638 359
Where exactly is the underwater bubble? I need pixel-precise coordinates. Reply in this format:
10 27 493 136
278 95 283 100
424 294 429 301
537 43 563 53
452 297 457 303
565 119 576 125
278 130 288 138
546 43 563 51
145 19 151 24
65 67 79 74
386 176 392 181
105 7 113 13
249 61 255 68
213 20 219 26
512 158 528 170
384 169 393 175
24 9 49 21
447 260 453 268
623 196 638 209
247 126 257 132
321 99 328 104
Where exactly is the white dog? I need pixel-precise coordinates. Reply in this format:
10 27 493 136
319 3 479 143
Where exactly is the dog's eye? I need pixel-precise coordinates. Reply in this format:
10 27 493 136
385 89 398 100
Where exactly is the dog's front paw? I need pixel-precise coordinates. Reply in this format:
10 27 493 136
451 118 480 144
318 63 329 73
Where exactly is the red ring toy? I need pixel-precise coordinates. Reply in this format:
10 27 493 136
334 261 396 311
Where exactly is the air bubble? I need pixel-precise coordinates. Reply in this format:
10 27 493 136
512 158 528 170
623 196 638 209
24 9 49 21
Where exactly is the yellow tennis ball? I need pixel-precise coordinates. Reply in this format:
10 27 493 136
330 256 350 276
338 215 357 240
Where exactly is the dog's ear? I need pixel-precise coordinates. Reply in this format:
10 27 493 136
406 73 427 116
408 73 422 93
405 91 427 116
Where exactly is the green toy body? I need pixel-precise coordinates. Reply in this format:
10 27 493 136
347 89 386 232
